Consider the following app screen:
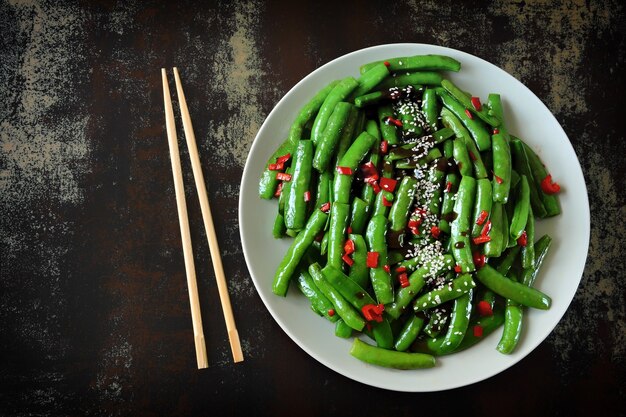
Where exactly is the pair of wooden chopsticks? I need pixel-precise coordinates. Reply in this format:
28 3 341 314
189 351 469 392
162 67 244 368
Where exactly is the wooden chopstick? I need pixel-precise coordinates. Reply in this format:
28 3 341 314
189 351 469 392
161 68 208 369
172 67 244 363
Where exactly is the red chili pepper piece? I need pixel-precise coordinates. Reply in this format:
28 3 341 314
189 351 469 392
454 265 462 273
328 309 335 317
445 181 453 193
336 166 353 175
276 153 291 164
320 202 331 213
383 61 390 67
493 173 503 184
408 218 421 235
473 325 484 337
347 226 352 234
471 96 482 111
517 230 528 247
274 182 283 198
367 180 381 194
493 128 500 134
541 174 561 194
276 172 292 182
268 163 283 171
431 225 441 239
303 190 311 202
395 266 407 273
344 239 355 255
361 162 378 179
366 251 379 268
473 251 486 269
382 195 393 207
383 265 390 273
477 300 493 317
314 232 324 242
361 304 384 322
480 220 492 237
475 210 489 225
380 140 389 154
380 177 398 192
464 108 474 120
342 253 354 266
398 272 409 288
386 116 403 127
473 235 492 245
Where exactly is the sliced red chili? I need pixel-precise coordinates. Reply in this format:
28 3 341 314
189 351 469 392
493 128 500 134
398 272 409 288
383 265 391 273
344 239 355 255
347 226 352 234
361 161 378 179
473 235 491 244
517 230 528 247
274 182 283 198
395 266 407 273
380 140 389 154
303 190 311 202
336 166 353 175
276 153 291 164
268 163 284 171
383 61 390 67
480 220 492 237
361 304 384 322
471 96 482 111
327 309 335 317
366 251 379 268
276 172 292 182
386 116 403 127
342 253 354 266
454 264 462 273
320 202 331 213
380 177 398 192
475 210 489 225
541 174 561 194
445 181 453 193
473 325 484 337
382 195 393 207
473 251 486 269
477 300 493 317
464 108 474 119
494 173 503 184
431 225 441 239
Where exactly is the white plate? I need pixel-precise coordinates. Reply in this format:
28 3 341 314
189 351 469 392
239 44 589 392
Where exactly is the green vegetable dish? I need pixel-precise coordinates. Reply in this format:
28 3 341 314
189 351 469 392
258 54 562 370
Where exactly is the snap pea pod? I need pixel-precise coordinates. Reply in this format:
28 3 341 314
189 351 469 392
333 131 377 204
397 97 424 138
494 245 521 276
510 138 547 218
371 190 394 218
295 270 338 322
428 159 448 216
438 171 460 235
288 80 339 146
453 137 472 177
413 273 476 311
471 179 493 237
285 140 314 230
335 319 353 338
273 213 286 238
521 206 535 268
442 138 454 159
519 139 561 217
278 166 294 215
348 233 369 288
350 338 435 369
354 91 387 108
432 127 455 143
386 255 454 319
521 234 552 287
492 132 512 203
320 230 328 256
273 208 329 296
366 215 393 304
509 175 530 241
327 202 350 271
451 176 477 273
437 289 474 354
313 101 353 172
350 62 390 99
377 72 442 89
497 273 523 354
313 170 331 211
441 107 487 178
394 313 426 352
322 265 393 348
309 263 365 331
259 138 292 199
388 176 418 234
476 264 551 309
436 89 491 151
387 250 406 266
423 307 450 338
378 105 400 145
441 79 500 126
349 197 369 235
361 120 382 214
422 87 439 130
392 147 441 167
310 77 359 145
335 106 359 162
360 54 461 74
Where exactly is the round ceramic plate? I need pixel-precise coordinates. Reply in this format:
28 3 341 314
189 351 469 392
239 44 589 392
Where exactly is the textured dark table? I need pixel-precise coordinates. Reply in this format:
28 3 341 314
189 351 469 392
1 1 624 416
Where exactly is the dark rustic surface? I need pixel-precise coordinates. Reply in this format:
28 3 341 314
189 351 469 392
1 1 624 416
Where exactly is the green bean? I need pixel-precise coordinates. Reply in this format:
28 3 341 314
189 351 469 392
510 138 547 218
432 127 455 143
388 176 418 234
446 306 505 354
392 147 441 167
361 120 382 213
313 170 331 211
521 234 552 287
335 106 359 162
519 139 561 217
494 245 521 276
437 289 473 354
398 95 424 137
510 175 530 241
378 72 442 89
476 264 551 309
387 250 406 265
354 91 385 108
453 137 472 177
295 270 338 322
273 212 286 238
371 190 394 218
438 172 460 235
309 263 365 331
521 206 535 268
440 107 487 179
422 87 439 130
350 338 435 369
327 202 350 271
394 313 426 352
273 208 329 296
497 296 523 354
335 319 353 338
441 80 500 127
259 138 292 199
351 62 390 98
348 234 369 288
437 89 491 151
413 273 476 311
311 77 359 145
471 179 493 237
502 200 512 249
428 159 448 216
492 132 512 203
442 138 454 159
378 105 400 145
320 230 329 256
451 176 477 273
423 307 450 338
360 54 461 74
349 197 369 235
285 140 314 230
278 166 294 215
288 80 339 145
313 101 353 172
332 131 377 204
365 215 393 304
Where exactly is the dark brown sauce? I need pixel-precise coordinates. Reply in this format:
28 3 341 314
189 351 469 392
387 230 406 249
454 241 465 249
442 211 458 222
436 157 449 172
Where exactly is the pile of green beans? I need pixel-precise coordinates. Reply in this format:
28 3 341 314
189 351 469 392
258 54 562 370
